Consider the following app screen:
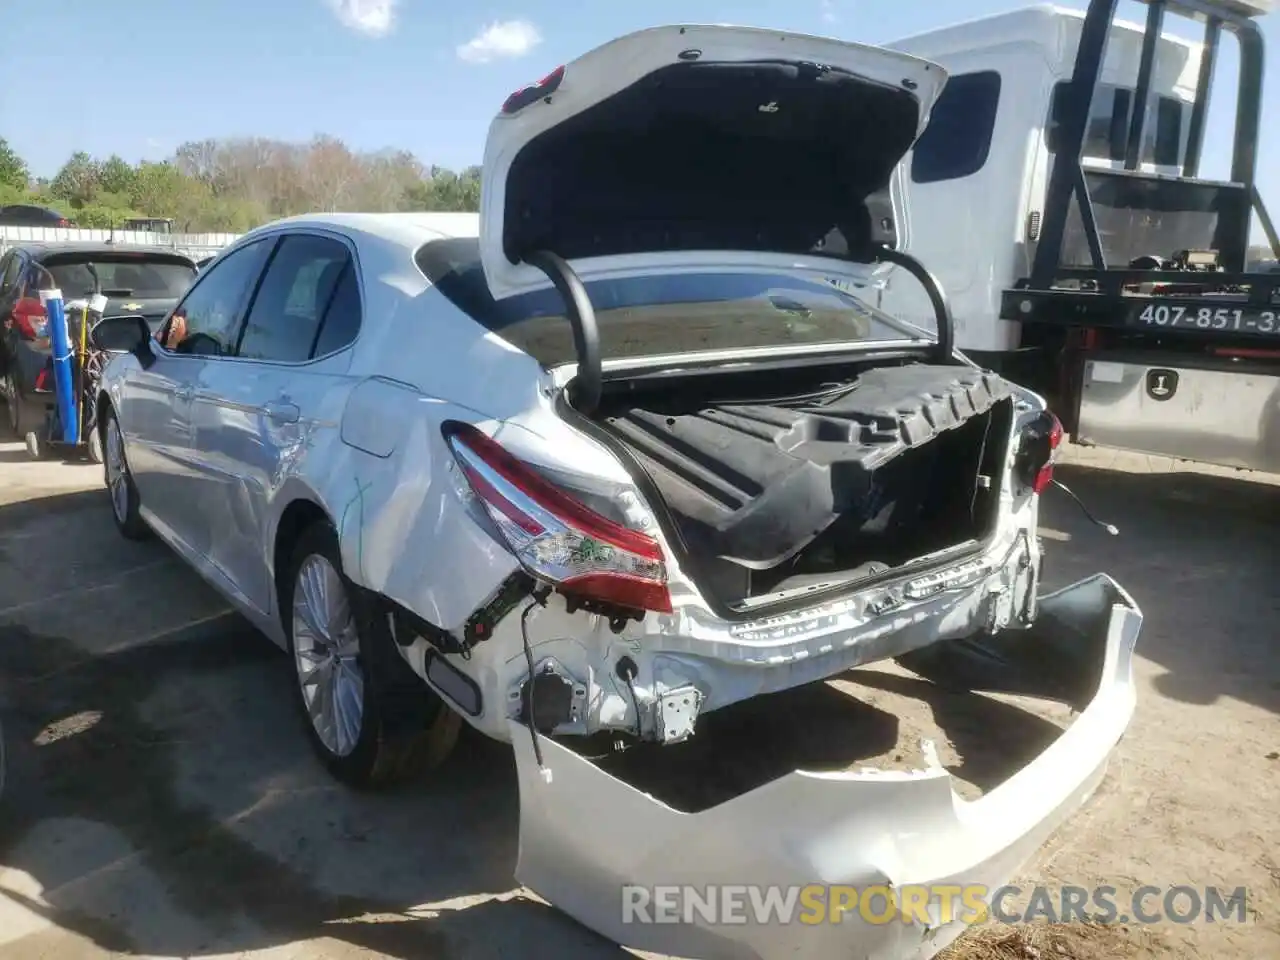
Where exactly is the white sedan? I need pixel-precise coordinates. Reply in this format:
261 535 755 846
93 23 1141 960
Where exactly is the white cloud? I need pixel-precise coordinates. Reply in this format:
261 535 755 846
457 19 542 64
820 0 838 23
325 0 397 37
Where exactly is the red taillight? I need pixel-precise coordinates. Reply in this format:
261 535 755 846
444 421 672 614
1017 411 1063 495
12 298 48 339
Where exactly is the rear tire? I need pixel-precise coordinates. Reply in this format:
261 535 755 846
281 521 461 789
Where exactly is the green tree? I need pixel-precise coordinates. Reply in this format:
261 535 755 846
98 155 136 195
0 138 28 191
49 151 101 206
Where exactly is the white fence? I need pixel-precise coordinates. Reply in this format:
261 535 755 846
0 225 242 261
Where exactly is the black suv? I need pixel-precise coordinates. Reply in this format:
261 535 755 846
0 242 198 437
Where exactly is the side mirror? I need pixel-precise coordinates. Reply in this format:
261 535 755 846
91 314 154 364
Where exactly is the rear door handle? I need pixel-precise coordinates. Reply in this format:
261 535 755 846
174 384 194 402
263 400 300 424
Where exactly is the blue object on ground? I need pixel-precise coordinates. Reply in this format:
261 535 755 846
43 290 79 446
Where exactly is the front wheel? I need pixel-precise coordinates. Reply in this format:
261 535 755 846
4 372 32 439
86 425 104 464
281 522 461 788
102 410 150 540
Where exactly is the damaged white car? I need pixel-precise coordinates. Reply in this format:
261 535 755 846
94 24 1141 960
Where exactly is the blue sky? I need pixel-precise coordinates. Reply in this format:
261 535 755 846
1 0 1276 228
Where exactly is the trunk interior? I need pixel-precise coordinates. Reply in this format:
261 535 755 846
586 359 1014 610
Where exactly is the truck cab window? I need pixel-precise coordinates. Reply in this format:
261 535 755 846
910 70 1002 184
1048 82 1190 167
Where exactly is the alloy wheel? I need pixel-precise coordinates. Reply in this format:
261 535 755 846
105 418 129 524
292 554 365 757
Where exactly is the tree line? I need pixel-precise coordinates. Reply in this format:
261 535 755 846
0 135 480 233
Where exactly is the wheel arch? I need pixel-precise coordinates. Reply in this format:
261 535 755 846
270 494 334 623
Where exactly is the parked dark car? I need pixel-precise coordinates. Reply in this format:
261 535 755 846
0 242 198 436
121 217 174 235
0 204 73 227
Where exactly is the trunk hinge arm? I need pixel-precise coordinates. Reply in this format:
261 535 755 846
523 250 603 415
872 245 956 362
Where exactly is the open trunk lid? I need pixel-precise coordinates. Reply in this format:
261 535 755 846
478 25 947 300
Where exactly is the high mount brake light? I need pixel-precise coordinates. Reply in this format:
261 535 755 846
501 65 566 114
1016 410 1063 494
444 422 672 614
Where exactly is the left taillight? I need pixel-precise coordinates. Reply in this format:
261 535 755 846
12 298 48 339
1016 410 1063 494
443 421 672 614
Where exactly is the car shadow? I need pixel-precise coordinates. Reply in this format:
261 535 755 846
1042 461 1280 715
2 455 1273 959
0 485 635 959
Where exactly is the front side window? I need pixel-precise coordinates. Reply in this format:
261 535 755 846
0 253 19 295
162 238 271 356
910 70 1003 184
236 234 355 362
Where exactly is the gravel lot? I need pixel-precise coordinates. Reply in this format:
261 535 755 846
0 439 1276 960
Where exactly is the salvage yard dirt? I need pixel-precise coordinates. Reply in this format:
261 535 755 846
0 440 1276 960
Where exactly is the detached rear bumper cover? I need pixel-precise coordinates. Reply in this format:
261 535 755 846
510 574 1141 960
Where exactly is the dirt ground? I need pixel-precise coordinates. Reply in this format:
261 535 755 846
0 439 1276 960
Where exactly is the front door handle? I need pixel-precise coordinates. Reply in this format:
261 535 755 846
174 384 194 402
263 400 300 424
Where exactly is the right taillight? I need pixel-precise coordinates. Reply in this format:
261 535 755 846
12 298 48 340
443 421 672 615
1016 410 1063 494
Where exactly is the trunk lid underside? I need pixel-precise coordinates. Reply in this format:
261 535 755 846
479 25 947 300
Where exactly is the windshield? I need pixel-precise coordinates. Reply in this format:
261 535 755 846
417 239 926 368
42 256 196 299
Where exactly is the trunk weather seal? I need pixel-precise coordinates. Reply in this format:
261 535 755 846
554 372 1012 624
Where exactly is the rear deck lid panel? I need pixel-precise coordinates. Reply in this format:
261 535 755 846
480 25 947 300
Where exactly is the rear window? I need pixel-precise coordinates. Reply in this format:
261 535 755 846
41 255 196 299
1048 82 1191 167
416 239 928 367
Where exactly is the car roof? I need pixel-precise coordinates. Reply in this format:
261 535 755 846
7 241 198 261
245 212 480 251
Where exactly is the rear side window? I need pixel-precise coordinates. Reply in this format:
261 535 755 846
236 234 356 362
311 264 361 358
910 71 1002 184
0 254 21 294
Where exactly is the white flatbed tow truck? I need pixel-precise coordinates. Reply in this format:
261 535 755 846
883 0 1280 473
